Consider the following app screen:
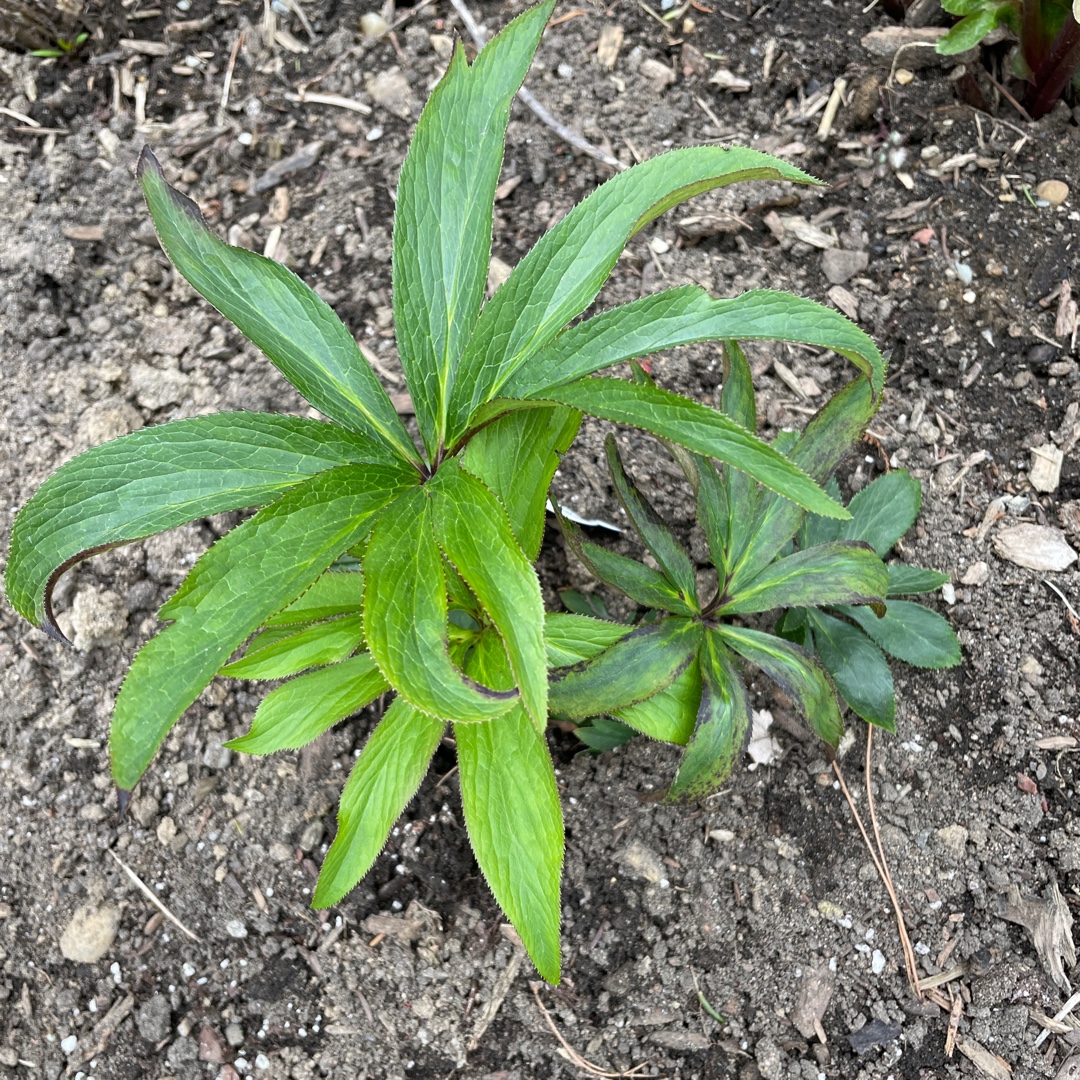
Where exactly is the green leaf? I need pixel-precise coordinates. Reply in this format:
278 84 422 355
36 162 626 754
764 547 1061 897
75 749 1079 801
843 471 922 556
614 658 700 746
942 0 990 14
722 541 887 615
667 631 751 800
363 486 517 722
392 0 555 454
558 589 612 620
457 630 563 984
548 617 702 719
808 612 895 731
715 340 759 571
604 435 699 608
887 564 950 595
557 512 695 615
221 615 365 679
110 463 414 792
428 460 547 731
544 378 847 519
137 149 420 466
264 569 365 626
313 696 445 907
462 405 581 561
4 413 390 632
544 612 630 665
837 601 962 669
695 456 731 577
728 375 876 589
717 624 843 748
575 717 637 753
937 5 1007 52
226 653 390 754
799 477 844 550
448 146 823 437
501 286 885 399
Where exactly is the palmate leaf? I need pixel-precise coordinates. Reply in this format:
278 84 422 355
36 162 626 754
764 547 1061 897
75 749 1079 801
717 624 843 749
500 286 885 400
4 414 387 633
457 631 563 984
313 695 445 908
221 615 365 680
604 435 699 608
549 617 702 719
226 653 390 754
807 611 896 731
837 601 962 669
393 0 555 454
428 460 548 731
448 147 825 438
842 470 922 556
137 150 420 467
543 378 848 519
721 540 887 615
111 463 415 792
363 486 517 722
667 630 751 801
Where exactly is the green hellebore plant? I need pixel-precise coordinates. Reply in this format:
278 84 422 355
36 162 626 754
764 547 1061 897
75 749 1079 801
3 2 886 982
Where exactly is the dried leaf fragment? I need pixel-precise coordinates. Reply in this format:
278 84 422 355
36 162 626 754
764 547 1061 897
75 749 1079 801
997 883 1076 993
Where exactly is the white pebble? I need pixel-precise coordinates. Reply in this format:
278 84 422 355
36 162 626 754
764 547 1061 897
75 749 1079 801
182 962 196 978
225 919 248 939
255 1055 271 1071
61 1035 78 1053
871 949 886 974
962 290 976 304
237 132 253 146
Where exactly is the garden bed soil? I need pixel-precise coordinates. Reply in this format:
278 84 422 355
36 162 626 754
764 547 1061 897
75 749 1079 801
0 1 1079 1078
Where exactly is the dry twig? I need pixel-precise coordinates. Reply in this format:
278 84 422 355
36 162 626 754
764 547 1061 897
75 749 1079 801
107 849 201 942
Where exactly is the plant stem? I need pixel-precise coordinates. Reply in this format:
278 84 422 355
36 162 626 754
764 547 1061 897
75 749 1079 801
1026 11 1080 118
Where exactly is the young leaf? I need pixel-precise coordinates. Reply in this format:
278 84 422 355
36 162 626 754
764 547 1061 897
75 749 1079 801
937 5 1010 53
807 612 896 731
428 460 547 731
721 541 887 615
842 470 922 556
264 569 365 626
5 413 389 632
694 456 731 577
137 149 420 466
604 434 699 608
500 286 885 400
557 589 612 621
221 615 365 680
543 612 630 666
226 653 390 754
887 564 951 595
448 146 824 437
548 617 702 719
575 717 637 753
462 405 581 561
836 601 962 669
363 486 518 722
545 378 848 519
614 658 701 746
313 696 444 907
717 624 843 748
456 631 563 984
392 0 556 454
667 631 751 801
111 463 414 793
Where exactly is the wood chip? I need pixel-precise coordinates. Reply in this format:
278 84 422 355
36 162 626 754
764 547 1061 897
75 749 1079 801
709 68 751 92
1030 444 1064 493
792 961 835 1040
1035 735 1078 750
778 216 837 249
828 285 859 321
955 1034 1012 1080
63 225 105 242
596 24 623 69
993 524 1077 573
119 38 171 56
640 57 676 88
997 883 1076 993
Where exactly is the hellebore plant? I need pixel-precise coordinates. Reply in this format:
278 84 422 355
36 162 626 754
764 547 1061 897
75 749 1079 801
4 1 886 981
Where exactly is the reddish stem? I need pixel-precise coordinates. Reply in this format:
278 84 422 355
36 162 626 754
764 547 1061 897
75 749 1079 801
1026 12 1080 118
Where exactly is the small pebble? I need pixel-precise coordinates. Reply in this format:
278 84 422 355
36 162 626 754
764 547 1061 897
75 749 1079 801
940 583 956 605
255 1054 271 1070
960 561 989 586
871 949 886 975
366 126 383 142
225 919 248 939
1035 179 1069 206
61 1035 78 1054
962 289 976 304
359 12 388 35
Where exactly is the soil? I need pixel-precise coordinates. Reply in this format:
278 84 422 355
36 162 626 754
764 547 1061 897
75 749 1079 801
1 1 1079 1078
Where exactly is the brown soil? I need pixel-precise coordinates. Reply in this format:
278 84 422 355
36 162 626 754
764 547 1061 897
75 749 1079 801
0 2 1078 1079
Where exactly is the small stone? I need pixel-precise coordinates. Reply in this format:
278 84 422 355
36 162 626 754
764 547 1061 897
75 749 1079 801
1061 501 1080 537
269 841 293 863
894 67 914 85
225 919 248 939
299 820 324 851
69 588 128 651
255 1054 271 1071
365 68 417 119
649 236 670 255
129 363 189 410
940 582 956 605
428 33 453 60
75 401 143 450
135 994 172 1043
225 1022 245 1048
821 248 868 285
640 57 676 87
60 904 120 963
960 561 990 586
1020 656 1044 688
993 524 1077 572
157 816 178 846
962 289 977 304
614 840 665 883
1030 443 1064 493
0 1047 19 1067
168 1035 199 1064
202 742 231 771
358 12 388 35
1036 179 1069 206
937 824 968 861
871 949 886 974
60 1035 78 1054
755 1036 786 1080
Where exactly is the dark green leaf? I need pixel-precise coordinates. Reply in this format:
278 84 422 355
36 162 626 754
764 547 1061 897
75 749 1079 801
717 624 843 748
887 564 950 595
221 615 364 679
575 717 637 753
722 541 887 615
604 435 698 608
808 612 895 731
667 631 750 800
843 470 922 556
614 658 700 746
457 631 563 983
226 653 389 754
558 589 612 620
137 150 419 465
548 617 702 719
313 696 444 907
393 0 555 454
837 601 962 669
798 477 844 549
111 463 414 792
5 413 390 632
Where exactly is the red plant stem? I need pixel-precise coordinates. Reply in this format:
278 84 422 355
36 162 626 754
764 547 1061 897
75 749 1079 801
1027 12 1080 119
1023 0 1046 74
